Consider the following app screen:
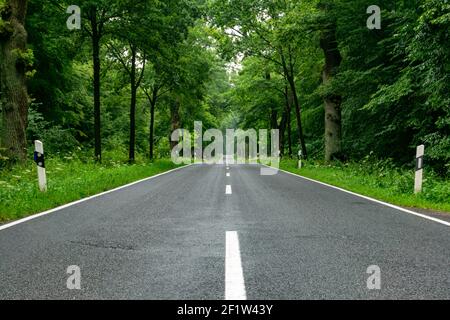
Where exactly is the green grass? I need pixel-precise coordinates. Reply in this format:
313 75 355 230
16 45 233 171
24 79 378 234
0 156 183 222
279 158 450 214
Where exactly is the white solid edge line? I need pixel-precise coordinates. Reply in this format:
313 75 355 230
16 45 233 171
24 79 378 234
226 185 232 195
261 164 450 227
0 163 197 232
225 231 247 300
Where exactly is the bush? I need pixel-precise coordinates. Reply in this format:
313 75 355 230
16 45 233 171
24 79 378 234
27 104 79 155
39 126 80 155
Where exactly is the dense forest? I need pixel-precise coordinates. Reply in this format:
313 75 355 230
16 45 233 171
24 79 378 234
1 0 449 175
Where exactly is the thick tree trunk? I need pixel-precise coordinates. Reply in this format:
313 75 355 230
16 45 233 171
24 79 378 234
129 47 137 162
320 21 342 162
90 8 102 162
0 0 29 163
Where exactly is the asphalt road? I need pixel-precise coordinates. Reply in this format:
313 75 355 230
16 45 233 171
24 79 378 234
0 164 449 299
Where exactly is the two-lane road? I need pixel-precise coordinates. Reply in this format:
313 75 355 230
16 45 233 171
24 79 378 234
0 164 449 299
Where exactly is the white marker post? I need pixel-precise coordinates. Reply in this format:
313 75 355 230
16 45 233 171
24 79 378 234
298 150 303 169
414 145 425 194
34 140 47 192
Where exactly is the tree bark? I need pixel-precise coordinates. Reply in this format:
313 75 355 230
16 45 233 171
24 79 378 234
0 0 29 163
278 107 288 156
90 7 102 162
129 46 137 162
284 86 293 157
287 108 292 157
169 97 181 151
320 21 342 162
148 87 157 160
270 109 278 130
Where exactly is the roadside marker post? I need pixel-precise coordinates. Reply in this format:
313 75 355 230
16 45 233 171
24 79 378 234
34 140 47 192
414 145 425 194
298 150 303 169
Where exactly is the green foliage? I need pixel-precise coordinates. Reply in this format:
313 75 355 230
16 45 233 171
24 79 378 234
20 0 230 161
27 104 80 155
12 48 34 66
329 0 450 172
20 0 447 170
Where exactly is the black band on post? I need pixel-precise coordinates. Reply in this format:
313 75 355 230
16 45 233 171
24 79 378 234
34 151 46 169
416 156 424 171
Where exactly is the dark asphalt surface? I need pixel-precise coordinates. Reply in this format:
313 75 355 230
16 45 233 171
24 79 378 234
0 164 449 299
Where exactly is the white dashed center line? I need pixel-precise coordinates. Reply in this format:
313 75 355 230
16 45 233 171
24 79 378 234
225 231 247 300
226 185 232 194
226 173 230 177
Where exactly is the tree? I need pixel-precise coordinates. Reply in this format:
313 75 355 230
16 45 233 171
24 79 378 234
82 1 125 161
108 0 194 162
108 42 146 162
318 1 343 161
209 0 309 158
226 57 291 155
53 0 125 161
0 0 30 163
141 62 171 160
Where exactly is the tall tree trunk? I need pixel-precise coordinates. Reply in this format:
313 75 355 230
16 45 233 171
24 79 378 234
90 8 102 162
287 99 293 157
280 51 308 159
0 0 29 163
320 21 342 162
284 86 293 157
279 108 288 156
129 46 137 162
148 88 157 160
270 108 278 130
266 72 278 130
287 110 292 157
169 97 181 151
287 75 307 159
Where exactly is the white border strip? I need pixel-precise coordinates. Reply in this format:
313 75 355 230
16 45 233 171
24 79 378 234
0 163 196 232
225 231 247 300
264 165 450 227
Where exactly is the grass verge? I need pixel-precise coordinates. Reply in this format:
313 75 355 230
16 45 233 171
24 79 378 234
0 158 183 223
280 158 450 214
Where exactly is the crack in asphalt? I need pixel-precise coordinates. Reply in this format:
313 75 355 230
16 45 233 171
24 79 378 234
70 240 137 251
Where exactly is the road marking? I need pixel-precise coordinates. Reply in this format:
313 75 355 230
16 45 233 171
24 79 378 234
0 163 198 232
226 166 230 170
226 185 232 195
225 231 247 300
226 173 230 177
262 165 450 227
